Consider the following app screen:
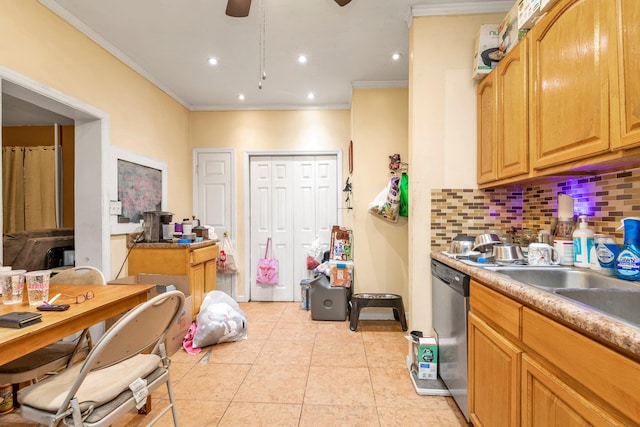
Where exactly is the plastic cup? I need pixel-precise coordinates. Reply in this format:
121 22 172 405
0 270 26 305
25 270 51 306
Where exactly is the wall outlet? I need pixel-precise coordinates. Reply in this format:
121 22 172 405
109 200 122 215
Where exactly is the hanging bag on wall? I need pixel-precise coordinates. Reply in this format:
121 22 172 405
217 233 238 274
256 237 279 285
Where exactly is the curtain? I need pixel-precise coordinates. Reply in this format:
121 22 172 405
2 146 57 233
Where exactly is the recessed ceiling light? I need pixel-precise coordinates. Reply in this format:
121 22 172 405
207 57 219 66
391 52 402 61
307 92 315 100
298 55 308 64
238 94 245 101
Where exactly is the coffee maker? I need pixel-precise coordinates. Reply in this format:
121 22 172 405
142 211 173 242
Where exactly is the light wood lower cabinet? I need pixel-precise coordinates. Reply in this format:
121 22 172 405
469 312 522 427
128 244 219 320
521 354 622 427
470 279 638 426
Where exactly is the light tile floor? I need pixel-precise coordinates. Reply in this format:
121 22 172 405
0 302 469 426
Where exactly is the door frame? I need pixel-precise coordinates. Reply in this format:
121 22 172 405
244 150 343 301
0 66 110 276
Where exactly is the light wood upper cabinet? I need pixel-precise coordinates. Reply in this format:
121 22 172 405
477 38 529 185
612 0 640 149
497 37 529 179
477 72 497 184
530 0 615 170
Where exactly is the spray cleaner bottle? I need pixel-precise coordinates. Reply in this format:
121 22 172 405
615 217 640 281
573 216 594 268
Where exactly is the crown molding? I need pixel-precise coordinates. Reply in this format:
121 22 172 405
351 81 408 89
411 1 512 17
190 103 351 112
38 0 192 110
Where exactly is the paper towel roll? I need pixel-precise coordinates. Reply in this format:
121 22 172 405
558 193 574 219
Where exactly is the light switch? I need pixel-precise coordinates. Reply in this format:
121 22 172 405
109 200 122 215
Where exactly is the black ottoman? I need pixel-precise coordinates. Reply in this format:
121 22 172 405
349 293 408 332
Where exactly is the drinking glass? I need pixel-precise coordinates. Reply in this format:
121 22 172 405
0 270 26 305
25 270 51 306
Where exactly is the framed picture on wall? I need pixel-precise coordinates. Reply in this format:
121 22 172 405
109 148 167 235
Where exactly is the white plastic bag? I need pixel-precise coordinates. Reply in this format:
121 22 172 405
217 234 238 274
306 237 323 270
192 291 247 348
368 176 400 223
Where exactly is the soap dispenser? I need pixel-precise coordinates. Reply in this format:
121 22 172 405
573 215 594 268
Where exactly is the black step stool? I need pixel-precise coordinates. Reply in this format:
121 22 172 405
349 293 408 332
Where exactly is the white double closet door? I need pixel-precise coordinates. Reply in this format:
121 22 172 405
250 155 338 301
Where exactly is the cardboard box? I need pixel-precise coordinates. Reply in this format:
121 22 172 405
330 226 353 261
107 274 192 356
407 335 438 380
328 260 353 287
499 2 528 56
472 24 499 80
518 0 541 30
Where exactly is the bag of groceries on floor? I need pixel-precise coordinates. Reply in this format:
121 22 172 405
368 176 400 223
192 291 247 348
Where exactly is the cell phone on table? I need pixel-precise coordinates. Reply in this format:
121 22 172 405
37 304 70 311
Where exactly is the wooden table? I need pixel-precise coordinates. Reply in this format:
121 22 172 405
0 283 153 366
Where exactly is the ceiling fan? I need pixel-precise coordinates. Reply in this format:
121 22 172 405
226 0 352 18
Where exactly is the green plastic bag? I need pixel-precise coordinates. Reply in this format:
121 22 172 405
399 173 408 217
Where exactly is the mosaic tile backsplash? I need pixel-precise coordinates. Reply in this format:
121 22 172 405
431 168 640 250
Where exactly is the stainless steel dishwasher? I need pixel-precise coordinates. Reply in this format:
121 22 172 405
431 258 470 422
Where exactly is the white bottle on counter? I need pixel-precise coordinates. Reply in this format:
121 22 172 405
573 215 594 268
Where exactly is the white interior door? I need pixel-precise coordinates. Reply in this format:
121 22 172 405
194 149 236 296
250 154 337 302
292 156 336 299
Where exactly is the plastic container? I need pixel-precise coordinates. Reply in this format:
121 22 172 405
328 260 354 287
615 218 640 281
299 279 310 310
554 239 574 266
595 234 618 275
573 216 594 268
0 384 13 414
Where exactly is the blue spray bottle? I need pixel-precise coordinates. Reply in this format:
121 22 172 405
615 217 640 281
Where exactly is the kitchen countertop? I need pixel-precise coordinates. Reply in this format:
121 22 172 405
129 239 219 249
431 251 640 360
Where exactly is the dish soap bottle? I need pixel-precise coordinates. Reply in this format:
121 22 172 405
573 215 594 268
615 217 640 281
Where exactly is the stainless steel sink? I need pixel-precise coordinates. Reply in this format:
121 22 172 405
484 266 640 326
554 288 640 326
488 267 640 290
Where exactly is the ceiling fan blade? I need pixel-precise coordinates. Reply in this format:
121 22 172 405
335 0 352 6
226 0 252 17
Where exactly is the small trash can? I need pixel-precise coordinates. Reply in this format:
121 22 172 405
300 279 310 310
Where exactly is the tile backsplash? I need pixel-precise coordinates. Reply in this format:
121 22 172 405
431 188 522 250
431 168 640 250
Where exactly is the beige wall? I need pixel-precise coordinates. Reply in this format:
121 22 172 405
350 88 409 299
408 13 504 333
0 1 191 278
189 110 350 298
